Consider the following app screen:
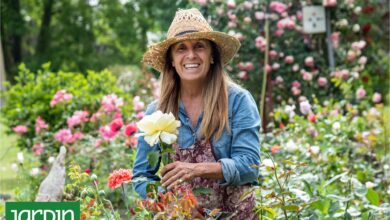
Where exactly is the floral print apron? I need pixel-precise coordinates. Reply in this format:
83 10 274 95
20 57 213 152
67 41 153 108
172 139 256 220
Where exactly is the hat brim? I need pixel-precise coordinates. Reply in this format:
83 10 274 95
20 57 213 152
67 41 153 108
143 31 240 73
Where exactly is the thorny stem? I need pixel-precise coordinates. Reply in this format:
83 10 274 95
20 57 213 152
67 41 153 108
267 153 288 220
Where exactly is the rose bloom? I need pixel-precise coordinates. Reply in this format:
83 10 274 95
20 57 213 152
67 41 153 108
238 71 248 80
13 125 28 134
32 143 45 156
291 87 301 96
323 0 337 7
300 100 311 115
269 50 278 59
270 1 287 14
291 80 301 88
304 57 315 68
124 123 138 137
372 92 382 103
307 114 316 123
137 111 181 146
358 56 367 65
356 87 366 99
107 169 133 189
331 32 340 48
255 11 265 20
317 77 328 87
100 125 117 139
284 55 294 64
35 116 49 133
110 118 123 132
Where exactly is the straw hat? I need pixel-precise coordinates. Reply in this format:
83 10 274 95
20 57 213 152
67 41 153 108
143 8 240 73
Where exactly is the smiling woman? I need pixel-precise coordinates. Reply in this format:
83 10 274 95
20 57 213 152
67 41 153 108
133 8 261 219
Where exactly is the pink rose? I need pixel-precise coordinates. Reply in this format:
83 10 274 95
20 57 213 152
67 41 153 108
292 64 300 72
269 50 278 59
32 143 45 156
317 77 328 87
124 123 138 137
266 65 272 74
274 28 284 37
291 80 301 88
358 56 367 65
67 111 89 128
347 50 357 61
54 129 73 144
110 118 123 132
323 0 337 7
238 71 248 80
133 96 145 112
255 11 265 20
35 116 49 134
275 76 284 84
227 2 236 9
300 100 311 115
195 0 207 6
372 92 382 103
272 63 280 70
13 125 28 134
101 94 123 113
331 32 340 48
136 112 145 119
356 87 366 99
302 72 313 81
270 1 288 14
305 57 315 68
50 90 73 107
100 126 117 139
255 36 267 51
284 55 294 64
291 87 301 96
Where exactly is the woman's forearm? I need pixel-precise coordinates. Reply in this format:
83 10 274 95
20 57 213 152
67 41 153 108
194 162 224 180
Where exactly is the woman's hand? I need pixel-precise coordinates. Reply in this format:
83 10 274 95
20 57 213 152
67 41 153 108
161 162 199 190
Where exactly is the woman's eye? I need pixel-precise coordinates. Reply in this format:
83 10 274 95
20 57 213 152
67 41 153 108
195 44 204 49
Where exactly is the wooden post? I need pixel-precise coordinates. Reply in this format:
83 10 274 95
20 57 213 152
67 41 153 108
325 8 335 71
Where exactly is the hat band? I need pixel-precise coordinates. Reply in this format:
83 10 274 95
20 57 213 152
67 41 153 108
174 30 199 37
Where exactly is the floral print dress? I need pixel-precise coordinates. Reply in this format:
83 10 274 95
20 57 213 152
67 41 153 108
172 139 256 220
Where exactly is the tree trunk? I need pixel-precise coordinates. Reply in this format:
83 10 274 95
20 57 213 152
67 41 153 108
1 0 23 83
0 37 6 108
35 0 54 60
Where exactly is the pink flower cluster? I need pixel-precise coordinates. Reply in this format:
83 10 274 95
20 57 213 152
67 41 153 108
101 94 123 113
323 0 337 7
255 36 267 51
35 116 49 133
50 90 73 107
133 96 145 112
32 143 45 156
54 129 83 144
270 1 288 14
67 111 89 128
13 125 28 134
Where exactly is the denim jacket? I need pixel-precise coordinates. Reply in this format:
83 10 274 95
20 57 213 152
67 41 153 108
132 84 261 198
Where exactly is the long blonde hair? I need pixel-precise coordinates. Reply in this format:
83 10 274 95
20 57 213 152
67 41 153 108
158 41 230 141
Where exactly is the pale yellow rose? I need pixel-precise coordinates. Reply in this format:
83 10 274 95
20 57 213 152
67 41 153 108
137 111 181 146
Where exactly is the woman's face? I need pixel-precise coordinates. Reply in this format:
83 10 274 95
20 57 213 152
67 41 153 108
170 39 213 84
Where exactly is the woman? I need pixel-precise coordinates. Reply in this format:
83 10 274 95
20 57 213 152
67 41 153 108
133 8 260 219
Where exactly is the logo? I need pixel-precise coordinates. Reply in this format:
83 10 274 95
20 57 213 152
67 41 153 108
6 202 80 220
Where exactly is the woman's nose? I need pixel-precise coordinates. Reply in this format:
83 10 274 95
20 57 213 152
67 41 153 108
186 49 196 59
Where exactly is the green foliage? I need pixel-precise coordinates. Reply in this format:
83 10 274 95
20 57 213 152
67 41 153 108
1 63 131 153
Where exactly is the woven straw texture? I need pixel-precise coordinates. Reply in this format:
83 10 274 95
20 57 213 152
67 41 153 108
143 8 240 73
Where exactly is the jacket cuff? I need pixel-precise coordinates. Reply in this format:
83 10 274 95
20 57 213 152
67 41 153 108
218 158 240 186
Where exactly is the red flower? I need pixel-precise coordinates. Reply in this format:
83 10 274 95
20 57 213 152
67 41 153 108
84 168 91 174
362 23 371 34
362 6 375 14
107 169 132 189
124 123 138 137
279 123 285 129
109 118 123 132
308 114 316 123
271 145 281 154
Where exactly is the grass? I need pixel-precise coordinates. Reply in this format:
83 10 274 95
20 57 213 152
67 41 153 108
0 119 19 198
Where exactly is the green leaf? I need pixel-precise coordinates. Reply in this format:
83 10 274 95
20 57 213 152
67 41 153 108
366 188 379 206
283 205 300 212
193 187 214 196
147 151 160 168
